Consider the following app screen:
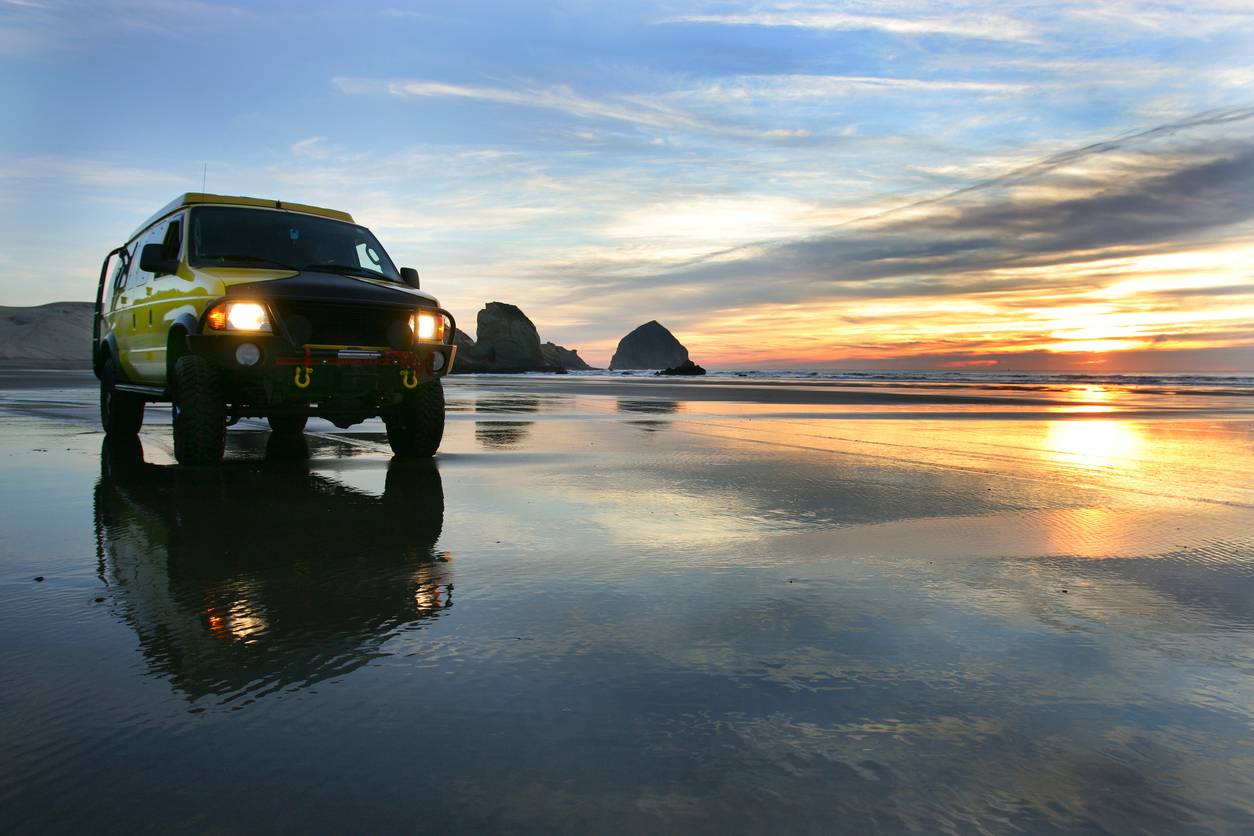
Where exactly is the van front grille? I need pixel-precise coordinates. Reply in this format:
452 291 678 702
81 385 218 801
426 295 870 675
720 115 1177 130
276 302 412 349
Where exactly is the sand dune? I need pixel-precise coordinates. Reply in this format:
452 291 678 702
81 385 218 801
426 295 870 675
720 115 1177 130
0 302 93 362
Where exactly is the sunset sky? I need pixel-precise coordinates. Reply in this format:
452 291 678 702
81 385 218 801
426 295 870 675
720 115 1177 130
2 0 1252 370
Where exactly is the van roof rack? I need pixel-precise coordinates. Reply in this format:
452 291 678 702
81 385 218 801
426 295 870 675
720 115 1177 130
131 193 354 240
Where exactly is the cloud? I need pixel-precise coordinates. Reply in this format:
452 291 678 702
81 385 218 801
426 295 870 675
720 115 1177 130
491 109 1254 363
678 74 1029 103
334 76 708 131
0 154 186 187
662 5 1037 43
644 143 1254 300
530 109 1254 295
837 106 1254 229
289 136 328 160
332 76 810 141
0 0 249 54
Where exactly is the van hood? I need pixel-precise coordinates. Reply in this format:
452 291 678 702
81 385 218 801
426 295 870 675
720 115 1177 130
212 268 441 308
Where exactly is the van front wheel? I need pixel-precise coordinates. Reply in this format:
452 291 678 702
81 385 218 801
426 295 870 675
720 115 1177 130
172 355 226 466
385 380 445 458
268 414 308 434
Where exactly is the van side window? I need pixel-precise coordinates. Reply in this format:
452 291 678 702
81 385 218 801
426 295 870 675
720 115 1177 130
129 221 169 287
162 216 183 262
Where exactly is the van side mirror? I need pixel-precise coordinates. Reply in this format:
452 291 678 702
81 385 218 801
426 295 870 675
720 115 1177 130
400 267 420 289
140 243 179 277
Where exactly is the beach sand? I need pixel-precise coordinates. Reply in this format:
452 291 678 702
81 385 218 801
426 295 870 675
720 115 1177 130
1 371 1252 832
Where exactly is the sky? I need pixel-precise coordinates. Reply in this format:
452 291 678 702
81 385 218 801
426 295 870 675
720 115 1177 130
1 0 1253 370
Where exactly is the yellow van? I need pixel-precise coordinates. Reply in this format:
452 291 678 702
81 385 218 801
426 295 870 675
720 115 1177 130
92 193 456 464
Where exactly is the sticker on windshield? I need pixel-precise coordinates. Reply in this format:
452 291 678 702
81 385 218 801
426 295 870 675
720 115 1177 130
289 228 300 240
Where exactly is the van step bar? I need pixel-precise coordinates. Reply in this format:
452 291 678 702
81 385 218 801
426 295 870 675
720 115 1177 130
115 384 168 399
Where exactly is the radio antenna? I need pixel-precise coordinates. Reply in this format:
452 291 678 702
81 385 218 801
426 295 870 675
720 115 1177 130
201 163 207 192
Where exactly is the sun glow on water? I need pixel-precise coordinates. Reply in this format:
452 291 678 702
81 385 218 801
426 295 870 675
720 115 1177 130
1044 419 1145 470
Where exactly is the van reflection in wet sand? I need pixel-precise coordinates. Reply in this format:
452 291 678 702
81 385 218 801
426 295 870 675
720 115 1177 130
94 436 451 703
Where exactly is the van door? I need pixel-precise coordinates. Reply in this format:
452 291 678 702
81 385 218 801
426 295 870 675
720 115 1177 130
105 241 140 380
123 219 172 382
145 214 188 386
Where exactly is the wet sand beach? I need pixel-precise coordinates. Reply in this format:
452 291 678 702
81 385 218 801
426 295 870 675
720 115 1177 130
1 371 1253 833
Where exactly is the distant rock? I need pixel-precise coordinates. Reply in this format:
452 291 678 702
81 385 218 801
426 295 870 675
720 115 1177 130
450 303 593 374
609 321 689 370
0 302 93 362
451 328 491 373
541 342 592 371
656 360 706 376
472 302 547 372
452 328 476 354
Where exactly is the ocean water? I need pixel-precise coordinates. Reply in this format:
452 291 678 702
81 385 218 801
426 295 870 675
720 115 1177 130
565 367 1254 391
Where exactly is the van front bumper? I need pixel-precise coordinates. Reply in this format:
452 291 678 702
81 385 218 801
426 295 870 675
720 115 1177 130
185 335 455 412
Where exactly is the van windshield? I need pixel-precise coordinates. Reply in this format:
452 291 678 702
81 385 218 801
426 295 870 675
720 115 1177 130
189 206 403 282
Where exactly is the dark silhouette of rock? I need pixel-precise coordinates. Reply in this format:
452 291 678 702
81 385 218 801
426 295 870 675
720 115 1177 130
450 303 595 374
656 360 706 376
452 328 475 353
473 302 547 372
541 342 592 371
451 328 491 373
609 321 689 370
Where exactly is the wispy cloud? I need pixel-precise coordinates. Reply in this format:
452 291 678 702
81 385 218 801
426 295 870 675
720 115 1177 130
829 107 1254 230
0 0 249 54
671 73 1030 105
334 76 705 130
332 76 812 141
662 5 1038 43
496 111 1254 362
289 136 328 160
0 154 186 187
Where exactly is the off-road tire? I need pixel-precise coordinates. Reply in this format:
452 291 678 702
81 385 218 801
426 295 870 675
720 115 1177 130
268 414 308 434
172 354 226 466
385 380 445 459
100 355 144 436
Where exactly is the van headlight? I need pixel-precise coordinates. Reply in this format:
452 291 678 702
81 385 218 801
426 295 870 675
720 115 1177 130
410 310 445 342
206 301 273 333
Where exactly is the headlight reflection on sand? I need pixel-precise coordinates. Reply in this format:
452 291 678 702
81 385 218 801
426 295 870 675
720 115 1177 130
1043 418 1145 470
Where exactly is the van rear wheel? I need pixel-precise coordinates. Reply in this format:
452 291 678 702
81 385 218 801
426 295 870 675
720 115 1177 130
385 380 445 459
172 355 226 466
100 356 144 436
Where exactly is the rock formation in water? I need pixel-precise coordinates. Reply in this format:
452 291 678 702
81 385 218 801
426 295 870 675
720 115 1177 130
541 342 592 371
609 321 689 370
451 328 490 373
656 360 706 376
450 303 594 373
472 302 547 372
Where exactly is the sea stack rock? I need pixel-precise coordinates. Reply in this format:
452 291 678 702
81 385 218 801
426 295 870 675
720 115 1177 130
451 328 491 373
609 321 689 370
541 342 592 371
657 360 706 376
473 302 547 372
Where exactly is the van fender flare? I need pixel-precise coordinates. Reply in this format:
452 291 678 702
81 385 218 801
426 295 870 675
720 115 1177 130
95 332 121 381
165 311 201 376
